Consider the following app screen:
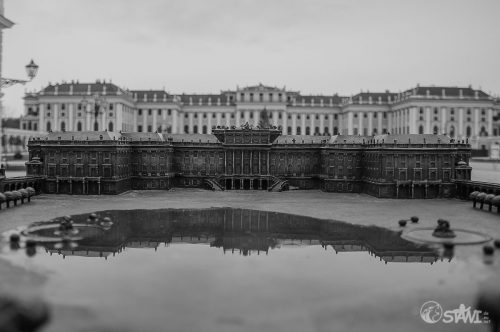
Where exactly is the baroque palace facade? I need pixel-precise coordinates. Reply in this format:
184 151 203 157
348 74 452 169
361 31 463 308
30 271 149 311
21 81 500 139
25 126 472 199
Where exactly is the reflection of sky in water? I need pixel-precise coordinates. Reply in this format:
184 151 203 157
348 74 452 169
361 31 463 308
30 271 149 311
1 208 487 332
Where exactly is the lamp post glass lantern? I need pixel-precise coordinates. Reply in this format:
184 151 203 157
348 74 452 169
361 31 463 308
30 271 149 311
25 59 39 81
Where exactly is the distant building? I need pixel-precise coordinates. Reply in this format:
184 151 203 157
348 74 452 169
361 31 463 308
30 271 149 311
21 81 500 140
25 128 472 198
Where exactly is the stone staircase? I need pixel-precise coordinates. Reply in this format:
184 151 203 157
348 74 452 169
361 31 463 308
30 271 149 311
204 179 225 191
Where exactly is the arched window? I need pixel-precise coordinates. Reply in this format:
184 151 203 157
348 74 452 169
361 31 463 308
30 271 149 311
333 127 338 135
94 122 99 131
296 127 301 135
466 126 471 137
46 121 51 132
419 125 424 134
202 125 207 134
373 128 378 135
324 127 328 135
184 125 189 134
305 127 310 135
60 121 66 131
433 126 439 134
354 128 358 135
449 125 455 137
77 122 82 131
287 126 292 134
33 123 38 131
315 127 320 135
480 126 487 137
108 121 114 132
193 125 198 134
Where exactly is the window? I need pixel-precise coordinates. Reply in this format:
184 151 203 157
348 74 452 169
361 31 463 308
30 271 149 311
158 109 162 115
466 126 471 137
333 127 338 135
434 107 438 114
259 93 263 102
287 127 292 134
296 127 301 135
168 109 171 115
61 121 66 131
305 127 310 135
193 125 198 133
78 103 82 110
47 104 51 110
61 104 66 110
184 125 189 133
33 123 38 131
46 121 51 132
250 93 254 102
77 122 82 131
109 103 114 110
202 125 207 134
108 121 114 132
354 113 358 118
334 114 338 120
203 113 207 119
419 125 424 134
109 112 113 117
433 126 439 134
194 113 198 119
138 109 142 115
147 125 152 132
278 93 282 102
148 109 152 116
449 125 455 137
138 125 143 132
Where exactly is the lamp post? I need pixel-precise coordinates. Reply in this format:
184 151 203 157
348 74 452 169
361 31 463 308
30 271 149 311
81 93 108 131
0 59 39 169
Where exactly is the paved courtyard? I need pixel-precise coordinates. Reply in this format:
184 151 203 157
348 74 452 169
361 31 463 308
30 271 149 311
0 190 499 332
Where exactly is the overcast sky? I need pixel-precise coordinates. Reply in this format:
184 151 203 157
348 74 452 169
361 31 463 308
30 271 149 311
2 0 500 117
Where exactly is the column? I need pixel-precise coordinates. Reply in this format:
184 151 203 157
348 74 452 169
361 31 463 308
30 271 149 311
425 107 431 134
487 108 493 136
236 111 241 127
377 111 382 134
172 109 178 134
208 112 213 134
282 111 287 133
441 107 447 135
319 114 325 134
179 111 185 133
197 113 203 133
310 115 315 135
291 113 297 135
358 112 363 135
216 112 221 127
253 110 259 126
68 104 74 131
188 113 194 133
38 104 45 133
347 112 353 135
409 107 417 134
388 112 392 133
53 104 59 131
330 113 335 135
133 108 137 131
86 105 92 131
244 110 250 124
368 112 373 135
142 110 147 132
301 114 306 134
458 108 464 137
152 110 157 132
474 108 479 137
225 113 230 127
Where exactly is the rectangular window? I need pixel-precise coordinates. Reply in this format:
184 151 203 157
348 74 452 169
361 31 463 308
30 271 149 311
148 109 152 116
138 125 143 132
158 109 162 115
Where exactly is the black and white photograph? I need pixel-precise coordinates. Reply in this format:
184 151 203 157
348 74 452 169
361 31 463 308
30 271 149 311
0 0 499 331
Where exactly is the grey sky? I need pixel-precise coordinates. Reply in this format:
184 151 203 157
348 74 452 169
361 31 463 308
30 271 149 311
2 0 500 117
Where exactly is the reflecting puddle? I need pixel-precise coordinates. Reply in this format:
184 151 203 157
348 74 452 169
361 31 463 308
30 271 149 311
1 208 490 332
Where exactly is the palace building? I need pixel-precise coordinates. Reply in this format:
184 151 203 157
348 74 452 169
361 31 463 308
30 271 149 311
21 81 500 139
25 126 472 198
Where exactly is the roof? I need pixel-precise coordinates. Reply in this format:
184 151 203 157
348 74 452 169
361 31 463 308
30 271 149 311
179 94 230 105
328 135 368 144
130 90 175 103
239 84 285 92
121 132 164 141
275 135 330 144
372 134 453 144
350 92 397 104
41 82 127 96
43 131 122 141
166 134 219 143
406 86 489 98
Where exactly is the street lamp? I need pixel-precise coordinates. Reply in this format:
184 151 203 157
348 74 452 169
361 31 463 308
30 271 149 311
81 93 108 131
0 59 39 171
1 59 39 88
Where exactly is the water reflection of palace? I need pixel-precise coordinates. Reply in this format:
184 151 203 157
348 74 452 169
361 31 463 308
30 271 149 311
41 208 439 264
